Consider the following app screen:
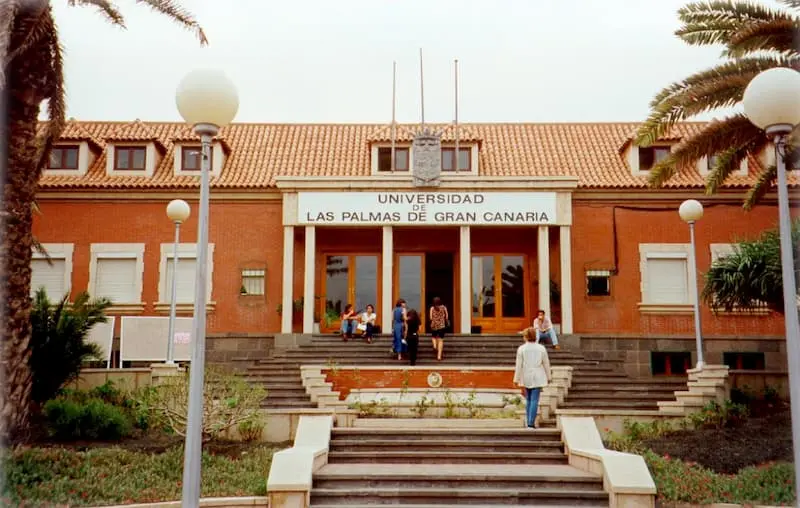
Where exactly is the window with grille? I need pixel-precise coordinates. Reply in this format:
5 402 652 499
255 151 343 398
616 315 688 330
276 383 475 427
31 258 67 298
723 352 766 370
651 351 692 376
586 270 611 296
94 258 138 303
166 257 198 303
241 269 266 295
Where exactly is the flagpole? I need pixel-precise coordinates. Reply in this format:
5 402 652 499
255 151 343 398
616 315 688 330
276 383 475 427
454 58 459 171
391 60 397 172
419 48 425 127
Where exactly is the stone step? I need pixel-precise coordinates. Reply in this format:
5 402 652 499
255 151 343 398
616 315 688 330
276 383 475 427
313 475 599 491
265 389 311 399
327 450 568 464
329 439 563 453
259 400 315 408
568 384 679 392
310 487 607 506
571 376 685 385
565 393 672 402
247 383 305 391
560 400 659 409
331 428 562 441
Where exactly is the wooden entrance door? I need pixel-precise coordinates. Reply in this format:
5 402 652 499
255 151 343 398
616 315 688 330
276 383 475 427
321 254 380 332
471 254 529 333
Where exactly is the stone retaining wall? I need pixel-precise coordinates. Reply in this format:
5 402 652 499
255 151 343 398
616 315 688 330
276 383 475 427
579 335 785 378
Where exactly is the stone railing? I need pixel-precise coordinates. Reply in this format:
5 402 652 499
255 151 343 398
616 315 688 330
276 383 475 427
559 415 657 508
266 415 333 508
658 364 729 416
536 365 574 422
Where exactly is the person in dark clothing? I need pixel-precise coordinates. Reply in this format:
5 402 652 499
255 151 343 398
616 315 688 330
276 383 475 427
405 308 422 366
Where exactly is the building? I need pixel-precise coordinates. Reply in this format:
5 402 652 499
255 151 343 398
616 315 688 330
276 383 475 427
32 119 793 376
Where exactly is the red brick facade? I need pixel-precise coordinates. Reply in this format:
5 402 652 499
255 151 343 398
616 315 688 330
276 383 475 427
33 194 788 338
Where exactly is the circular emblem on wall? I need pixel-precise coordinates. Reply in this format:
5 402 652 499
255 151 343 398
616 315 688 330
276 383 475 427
427 372 443 388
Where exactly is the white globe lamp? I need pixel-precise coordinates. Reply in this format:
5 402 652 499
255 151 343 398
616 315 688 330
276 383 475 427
175 69 239 129
166 199 190 224
678 199 704 223
742 67 800 134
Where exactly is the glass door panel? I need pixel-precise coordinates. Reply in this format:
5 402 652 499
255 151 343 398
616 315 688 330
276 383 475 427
397 255 423 315
354 255 378 313
471 255 495 318
325 255 349 315
500 255 525 318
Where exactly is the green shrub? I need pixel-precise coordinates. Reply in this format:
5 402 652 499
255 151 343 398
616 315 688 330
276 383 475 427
688 400 749 430
29 289 111 403
43 397 133 440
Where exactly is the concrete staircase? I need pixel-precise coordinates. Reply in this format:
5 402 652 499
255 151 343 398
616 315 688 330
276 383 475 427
245 334 685 413
310 427 609 506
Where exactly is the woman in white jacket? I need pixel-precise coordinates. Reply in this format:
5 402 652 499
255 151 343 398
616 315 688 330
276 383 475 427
513 327 552 428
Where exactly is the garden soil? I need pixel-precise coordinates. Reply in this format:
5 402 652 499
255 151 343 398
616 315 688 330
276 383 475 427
643 403 793 474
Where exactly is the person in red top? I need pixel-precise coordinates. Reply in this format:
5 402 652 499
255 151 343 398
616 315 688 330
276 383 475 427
532 309 560 349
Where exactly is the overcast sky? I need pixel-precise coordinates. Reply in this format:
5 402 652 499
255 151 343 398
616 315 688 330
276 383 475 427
51 0 778 124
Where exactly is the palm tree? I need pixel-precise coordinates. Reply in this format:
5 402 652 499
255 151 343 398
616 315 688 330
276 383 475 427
0 0 206 443
636 0 800 209
702 221 800 313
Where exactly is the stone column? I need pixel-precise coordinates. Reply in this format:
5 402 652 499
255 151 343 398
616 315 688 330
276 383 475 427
537 226 551 319
302 226 316 334
459 226 471 334
281 226 294 334
381 226 393 333
559 225 573 334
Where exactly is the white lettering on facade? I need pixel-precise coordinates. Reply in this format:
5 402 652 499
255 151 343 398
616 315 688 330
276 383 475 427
296 192 558 226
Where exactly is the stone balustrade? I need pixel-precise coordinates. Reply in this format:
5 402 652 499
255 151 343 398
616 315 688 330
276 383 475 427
658 364 730 416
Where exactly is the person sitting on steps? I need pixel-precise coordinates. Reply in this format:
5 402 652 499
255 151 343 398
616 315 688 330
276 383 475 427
340 304 357 341
532 309 560 349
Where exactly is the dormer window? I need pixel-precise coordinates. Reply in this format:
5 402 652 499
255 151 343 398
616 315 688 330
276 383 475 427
48 145 79 170
114 146 146 171
181 145 212 172
638 146 671 171
377 147 409 172
442 147 471 172
707 154 720 171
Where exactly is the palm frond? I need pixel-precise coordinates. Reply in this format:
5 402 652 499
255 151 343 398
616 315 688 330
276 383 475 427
0 0 22 89
677 0 795 47
725 18 800 57
134 0 208 45
744 163 778 210
647 114 763 187
780 0 800 10
636 55 799 146
34 7 66 179
6 0 51 64
68 0 126 27
704 137 767 193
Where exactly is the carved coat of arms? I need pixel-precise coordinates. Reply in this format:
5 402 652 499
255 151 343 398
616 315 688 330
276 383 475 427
412 128 442 187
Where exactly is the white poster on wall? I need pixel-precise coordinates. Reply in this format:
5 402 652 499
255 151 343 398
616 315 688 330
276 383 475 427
296 191 558 226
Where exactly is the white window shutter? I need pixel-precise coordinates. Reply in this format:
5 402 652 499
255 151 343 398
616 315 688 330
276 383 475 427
95 258 137 303
167 258 197 303
31 259 66 298
646 258 689 304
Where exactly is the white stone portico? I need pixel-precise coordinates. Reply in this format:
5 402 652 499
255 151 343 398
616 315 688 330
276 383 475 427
276 176 578 336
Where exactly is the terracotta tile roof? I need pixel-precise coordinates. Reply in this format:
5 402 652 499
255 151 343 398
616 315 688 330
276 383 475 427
171 125 233 154
367 123 481 143
58 119 104 151
37 120 794 191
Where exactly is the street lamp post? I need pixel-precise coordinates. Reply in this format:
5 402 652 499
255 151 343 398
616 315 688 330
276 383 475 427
165 199 190 364
175 69 239 508
679 199 705 370
742 66 800 499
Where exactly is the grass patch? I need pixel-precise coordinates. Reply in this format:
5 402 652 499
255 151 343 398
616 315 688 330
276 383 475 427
2 443 282 506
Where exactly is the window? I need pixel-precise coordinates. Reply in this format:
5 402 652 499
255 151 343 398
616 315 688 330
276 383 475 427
707 154 720 172
639 244 693 308
638 146 671 171
441 147 471 171
157 243 215 310
114 147 146 171
48 146 79 170
377 147 409 171
709 243 769 313
166 257 198 303
241 269 266 295
586 270 611 297
30 244 73 299
723 352 765 370
89 244 145 311
651 351 692 376
181 145 212 171
94 258 138 303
